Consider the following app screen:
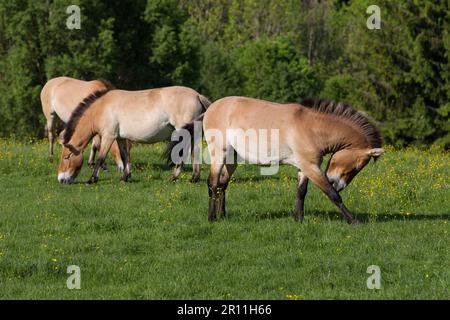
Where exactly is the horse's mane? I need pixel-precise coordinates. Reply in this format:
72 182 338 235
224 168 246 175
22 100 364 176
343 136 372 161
301 97 382 148
63 80 115 144
97 79 114 90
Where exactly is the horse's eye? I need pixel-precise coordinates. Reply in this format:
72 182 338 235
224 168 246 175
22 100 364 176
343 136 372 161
64 152 73 160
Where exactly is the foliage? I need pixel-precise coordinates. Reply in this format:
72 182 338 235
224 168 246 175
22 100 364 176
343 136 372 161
0 0 448 148
234 36 320 102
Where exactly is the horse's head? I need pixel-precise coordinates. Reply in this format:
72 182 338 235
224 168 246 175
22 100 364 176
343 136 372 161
326 148 384 192
57 131 84 184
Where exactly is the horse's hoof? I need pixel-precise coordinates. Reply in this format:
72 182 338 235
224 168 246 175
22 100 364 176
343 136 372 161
293 213 304 223
190 176 200 183
48 156 53 163
88 163 94 169
349 219 360 225
85 177 98 186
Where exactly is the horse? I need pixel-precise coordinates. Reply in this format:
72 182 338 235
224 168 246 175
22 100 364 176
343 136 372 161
60 86 211 185
167 96 384 224
40 77 124 182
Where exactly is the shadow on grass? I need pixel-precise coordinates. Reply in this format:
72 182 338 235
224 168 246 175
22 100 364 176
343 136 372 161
132 162 171 171
232 209 449 223
232 175 284 183
322 211 448 223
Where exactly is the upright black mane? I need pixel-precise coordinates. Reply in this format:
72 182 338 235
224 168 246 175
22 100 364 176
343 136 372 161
63 80 114 144
301 97 382 148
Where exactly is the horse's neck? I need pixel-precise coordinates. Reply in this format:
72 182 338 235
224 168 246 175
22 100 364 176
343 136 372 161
313 115 367 154
73 111 96 149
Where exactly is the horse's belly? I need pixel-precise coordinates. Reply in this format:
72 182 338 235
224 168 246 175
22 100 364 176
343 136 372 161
227 130 283 165
119 121 173 143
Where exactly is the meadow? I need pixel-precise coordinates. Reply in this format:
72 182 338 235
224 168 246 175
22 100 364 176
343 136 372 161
0 139 448 299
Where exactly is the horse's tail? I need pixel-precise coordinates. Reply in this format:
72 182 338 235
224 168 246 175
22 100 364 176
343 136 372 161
164 113 205 167
198 95 211 112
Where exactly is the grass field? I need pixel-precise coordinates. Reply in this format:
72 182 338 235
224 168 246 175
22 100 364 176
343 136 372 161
0 139 448 299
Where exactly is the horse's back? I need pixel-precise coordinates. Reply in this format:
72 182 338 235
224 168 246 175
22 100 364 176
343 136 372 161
40 77 71 112
117 86 203 128
102 86 203 141
43 77 109 123
204 96 300 132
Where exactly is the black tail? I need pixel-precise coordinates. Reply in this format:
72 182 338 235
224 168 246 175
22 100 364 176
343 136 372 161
198 95 211 111
163 114 204 166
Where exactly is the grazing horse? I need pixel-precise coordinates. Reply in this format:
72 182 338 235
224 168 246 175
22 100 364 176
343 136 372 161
61 86 211 185
168 96 384 224
40 77 124 180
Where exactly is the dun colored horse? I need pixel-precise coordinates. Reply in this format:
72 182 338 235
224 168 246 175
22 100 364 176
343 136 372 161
168 96 384 224
61 86 210 184
40 77 124 182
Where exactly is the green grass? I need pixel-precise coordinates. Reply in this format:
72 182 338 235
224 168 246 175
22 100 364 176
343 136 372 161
0 139 448 299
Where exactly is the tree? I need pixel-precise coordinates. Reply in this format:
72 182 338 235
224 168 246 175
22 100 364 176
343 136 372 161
337 0 450 147
235 36 320 102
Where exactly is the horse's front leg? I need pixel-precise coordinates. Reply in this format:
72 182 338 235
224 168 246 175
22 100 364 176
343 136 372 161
88 135 100 168
117 138 131 182
303 164 357 224
293 171 309 222
171 163 183 181
86 136 114 185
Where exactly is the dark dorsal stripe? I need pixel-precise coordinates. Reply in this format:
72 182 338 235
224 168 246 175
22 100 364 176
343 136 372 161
301 97 382 148
63 81 114 144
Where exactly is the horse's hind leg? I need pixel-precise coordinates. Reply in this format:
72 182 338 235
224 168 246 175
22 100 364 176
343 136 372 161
302 163 356 224
207 146 236 221
46 114 55 163
190 142 201 183
217 163 237 218
293 171 309 222
117 138 131 182
86 135 114 185
110 140 124 172
207 162 224 222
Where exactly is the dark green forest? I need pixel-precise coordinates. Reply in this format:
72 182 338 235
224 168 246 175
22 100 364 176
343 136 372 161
0 0 449 148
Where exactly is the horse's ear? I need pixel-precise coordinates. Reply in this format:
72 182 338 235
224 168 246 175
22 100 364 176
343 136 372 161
57 130 65 145
367 148 385 158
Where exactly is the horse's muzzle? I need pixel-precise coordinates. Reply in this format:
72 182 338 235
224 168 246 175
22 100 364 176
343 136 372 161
58 172 74 184
327 174 347 193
